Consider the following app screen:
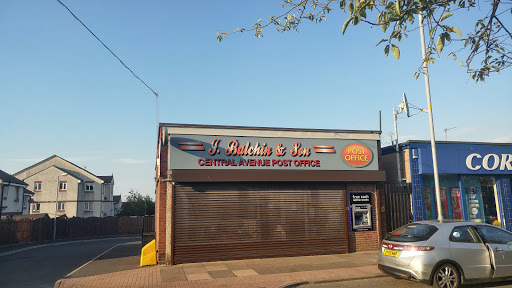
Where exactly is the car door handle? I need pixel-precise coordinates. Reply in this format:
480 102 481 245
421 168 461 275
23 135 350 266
495 247 503 252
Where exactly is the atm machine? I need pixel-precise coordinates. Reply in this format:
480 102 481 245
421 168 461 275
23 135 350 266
350 192 373 231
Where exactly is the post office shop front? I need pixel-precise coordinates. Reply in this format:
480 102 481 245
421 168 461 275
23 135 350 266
383 141 512 229
155 123 387 265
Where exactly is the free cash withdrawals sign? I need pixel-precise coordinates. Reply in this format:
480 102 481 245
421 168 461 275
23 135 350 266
169 134 378 171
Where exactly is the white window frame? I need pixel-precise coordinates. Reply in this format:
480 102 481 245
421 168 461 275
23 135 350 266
34 182 42 191
85 183 94 192
84 202 93 211
58 202 65 211
59 182 67 191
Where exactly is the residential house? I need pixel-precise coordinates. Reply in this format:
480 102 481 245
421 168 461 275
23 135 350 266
14 155 117 218
113 195 122 215
0 169 34 217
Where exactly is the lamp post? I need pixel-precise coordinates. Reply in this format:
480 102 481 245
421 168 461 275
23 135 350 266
54 173 68 241
418 12 443 222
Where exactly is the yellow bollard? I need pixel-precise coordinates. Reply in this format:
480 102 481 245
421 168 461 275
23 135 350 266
140 239 157 266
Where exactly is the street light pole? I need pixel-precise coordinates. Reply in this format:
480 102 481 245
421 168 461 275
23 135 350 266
54 173 67 241
418 12 443 222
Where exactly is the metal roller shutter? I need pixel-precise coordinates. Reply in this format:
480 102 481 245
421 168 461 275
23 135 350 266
173 182 346 264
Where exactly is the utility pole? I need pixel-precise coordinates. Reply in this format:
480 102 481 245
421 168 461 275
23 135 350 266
418 12 443 222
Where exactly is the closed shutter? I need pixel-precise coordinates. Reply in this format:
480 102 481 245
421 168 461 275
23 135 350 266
173 182 346 264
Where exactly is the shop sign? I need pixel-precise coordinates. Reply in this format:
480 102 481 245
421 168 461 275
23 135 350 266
466 153 512 171
168 135 378 171
342 144 373 168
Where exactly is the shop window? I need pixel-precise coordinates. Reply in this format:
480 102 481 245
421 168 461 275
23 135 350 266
423 175 460 220
59 182 67 191
58 202 65 211
34 182 42 191
461 175 500 226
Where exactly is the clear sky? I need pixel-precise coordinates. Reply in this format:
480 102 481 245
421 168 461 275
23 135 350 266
1 1 510 200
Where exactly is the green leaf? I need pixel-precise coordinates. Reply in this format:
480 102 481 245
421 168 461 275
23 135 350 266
348 2 354 15
381 23 388 33
391 44 400 60
440 13 453 22
339 0 346 10
342 16 353 35
376 39 387 46
216 30 220 36
257 19 262 23
452 27 462 37
429 27 435 38
384 44 390 57
460 61 463 66
395 0 400 14
436 35 444 52
360 8 367 18
353 14 360 26
452 54 457 60
287 14 292 21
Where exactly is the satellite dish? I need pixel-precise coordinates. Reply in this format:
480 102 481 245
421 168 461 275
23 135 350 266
403 93 410 117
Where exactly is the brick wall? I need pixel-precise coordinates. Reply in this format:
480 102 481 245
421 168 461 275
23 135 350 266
346 184 382 252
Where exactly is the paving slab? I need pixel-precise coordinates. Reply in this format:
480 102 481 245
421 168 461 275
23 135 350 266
209 270 237 279
232 269 260 277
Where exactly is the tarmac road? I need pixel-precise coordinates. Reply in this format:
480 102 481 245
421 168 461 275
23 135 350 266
299 276 512 288
0 235 140 288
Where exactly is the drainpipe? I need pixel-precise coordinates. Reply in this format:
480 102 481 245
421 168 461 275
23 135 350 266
0 182 4 218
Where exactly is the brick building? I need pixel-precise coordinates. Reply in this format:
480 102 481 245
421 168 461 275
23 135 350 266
155 123 387 265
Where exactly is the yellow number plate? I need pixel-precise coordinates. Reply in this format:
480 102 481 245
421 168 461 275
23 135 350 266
383 249 399 257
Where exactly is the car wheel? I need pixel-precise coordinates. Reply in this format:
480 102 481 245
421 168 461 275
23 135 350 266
433 263 460 288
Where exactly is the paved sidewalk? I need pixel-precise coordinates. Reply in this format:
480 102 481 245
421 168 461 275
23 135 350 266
55 251 385 288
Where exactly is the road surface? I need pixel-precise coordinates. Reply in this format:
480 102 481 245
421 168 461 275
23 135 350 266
0 235 140 288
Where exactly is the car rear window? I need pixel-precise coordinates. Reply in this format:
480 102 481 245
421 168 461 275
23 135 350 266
385 224 438 242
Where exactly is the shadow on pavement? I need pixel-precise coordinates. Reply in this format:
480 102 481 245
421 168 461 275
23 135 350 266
67 240 142 278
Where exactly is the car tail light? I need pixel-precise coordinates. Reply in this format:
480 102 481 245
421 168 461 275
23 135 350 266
404 245 435 251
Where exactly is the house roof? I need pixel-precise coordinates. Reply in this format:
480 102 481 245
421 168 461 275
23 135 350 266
14 155 108 184
0 169 27 186
98 176 114 184
23 188 34 195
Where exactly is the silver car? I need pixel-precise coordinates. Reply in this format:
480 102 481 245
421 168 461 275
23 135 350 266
378 220 512 288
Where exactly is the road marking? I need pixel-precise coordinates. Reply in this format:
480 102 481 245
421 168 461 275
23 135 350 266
64 243 122 278
0 236 139 257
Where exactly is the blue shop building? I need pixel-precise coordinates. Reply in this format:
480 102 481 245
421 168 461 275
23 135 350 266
382 141 512 231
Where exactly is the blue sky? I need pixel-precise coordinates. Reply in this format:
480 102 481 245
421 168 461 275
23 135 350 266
1 1 510 200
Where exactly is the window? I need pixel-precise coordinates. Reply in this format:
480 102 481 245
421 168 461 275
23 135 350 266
15 187 20 201
32 203 40 211
34 182 42 191
57 202 65 211
84 202 92 211
85 183 94 192
59 182 67 191
384 223 439 243
475 225 512 245
450 226 479 243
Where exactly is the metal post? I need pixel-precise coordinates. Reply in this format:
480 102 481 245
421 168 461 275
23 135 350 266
418 12 443 222
54 173 67 241
393 108 402 183
54 175 60 241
